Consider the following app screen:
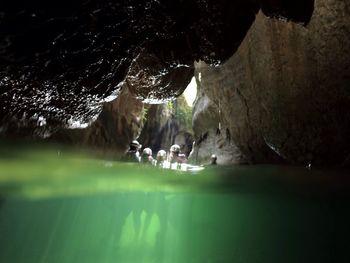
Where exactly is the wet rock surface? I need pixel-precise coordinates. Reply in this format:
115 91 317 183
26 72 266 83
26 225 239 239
260 0 314 25
50 85 144 154
193 0 350 166
189 79 247 165
125 50 193 103
0 0 262 132
4 0 349 167
138 103 177 155
139 96 193 156
0 0 315 132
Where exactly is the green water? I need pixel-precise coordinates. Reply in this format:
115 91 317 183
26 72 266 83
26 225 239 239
0 144 349 262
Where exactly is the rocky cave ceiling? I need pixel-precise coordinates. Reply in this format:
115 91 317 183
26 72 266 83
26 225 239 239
0 0 314 131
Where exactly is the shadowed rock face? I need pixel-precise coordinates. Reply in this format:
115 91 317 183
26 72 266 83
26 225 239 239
193 0 350 166
0 0 314 134
50 84 144 153
7 0 344 166
0 0 262 133
137 103 176 154
125 50 194 103
138 95 194 156
260 0 314 25
189 76 248 165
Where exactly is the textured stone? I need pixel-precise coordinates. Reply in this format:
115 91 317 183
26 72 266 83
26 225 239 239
137 103 177 154
189 70 249 165
138 96 193 156
193 0 350 166
51 85 144 154
0 0 260 132
5 0 348 167
125 50 194 103
260 0 314 25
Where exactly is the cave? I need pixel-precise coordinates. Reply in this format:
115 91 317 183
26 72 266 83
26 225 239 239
2 0 339 166
1 0 350 262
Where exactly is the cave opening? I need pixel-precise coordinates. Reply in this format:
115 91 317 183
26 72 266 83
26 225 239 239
183 76 198 108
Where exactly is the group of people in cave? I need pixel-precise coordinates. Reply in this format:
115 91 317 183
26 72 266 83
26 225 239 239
124 140 217 169
125 140 189 170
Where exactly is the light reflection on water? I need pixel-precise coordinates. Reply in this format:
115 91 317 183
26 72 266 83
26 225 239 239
0 144 350 263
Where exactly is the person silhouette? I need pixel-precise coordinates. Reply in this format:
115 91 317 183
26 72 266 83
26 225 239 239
125 140 142 162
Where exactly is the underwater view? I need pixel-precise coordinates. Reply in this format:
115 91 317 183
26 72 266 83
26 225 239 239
0 144 349 263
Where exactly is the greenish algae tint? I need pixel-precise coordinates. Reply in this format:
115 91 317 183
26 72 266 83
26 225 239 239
0 144 350 263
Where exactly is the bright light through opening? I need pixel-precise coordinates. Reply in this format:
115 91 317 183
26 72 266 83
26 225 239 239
183 77 197 107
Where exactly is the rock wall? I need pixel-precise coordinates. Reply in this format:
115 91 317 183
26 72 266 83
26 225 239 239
3 0 349 167
0 0 261 130
137 103 177 154
51 87 194 157
189 74 247 165
51 85 144 155
139 96 194 156
193 0 350 166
